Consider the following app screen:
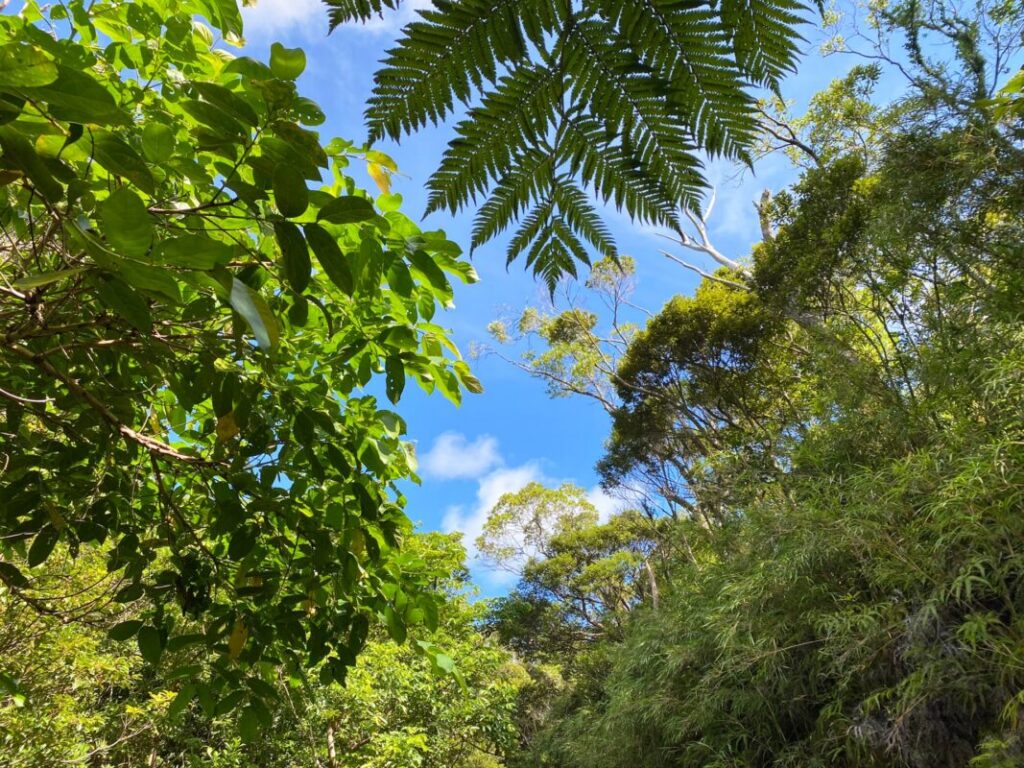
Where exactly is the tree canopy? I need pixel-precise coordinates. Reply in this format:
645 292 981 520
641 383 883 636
0 0 481 723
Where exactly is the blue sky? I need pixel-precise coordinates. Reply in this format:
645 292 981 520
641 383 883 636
234 0 872 589
1 0 898 587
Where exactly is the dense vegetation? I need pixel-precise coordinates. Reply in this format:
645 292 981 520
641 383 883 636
2 0 1024 766
485 2 1024 766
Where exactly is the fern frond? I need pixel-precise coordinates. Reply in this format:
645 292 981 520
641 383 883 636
564 19 706 211
364 0 566 142
425 63 561 216
599 0 756 158
720 0 807 86
325 0 402 26
326 0 810 285
472 146 556 250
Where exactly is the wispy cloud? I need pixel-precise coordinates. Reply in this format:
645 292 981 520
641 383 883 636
353 0 433 36
241 0 326 41
442 462 547 586
420 432 501 480
431 433 624 587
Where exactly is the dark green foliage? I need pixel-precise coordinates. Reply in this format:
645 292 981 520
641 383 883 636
327 0 810 289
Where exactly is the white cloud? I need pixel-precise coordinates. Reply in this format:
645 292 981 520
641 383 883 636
420 432 502 480
355 0 433 36
441 463 546 549
442 463 547 586
241 0 325 40
586 485 621 522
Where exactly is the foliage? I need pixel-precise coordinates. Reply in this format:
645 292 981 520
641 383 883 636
485 2 1024 767
0 0 481 726
326 0 812 289
0 533 525 767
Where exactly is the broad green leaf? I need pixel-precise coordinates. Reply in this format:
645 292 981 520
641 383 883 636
13 267 87 290
191 82 259 127
98 188 153 257
274 221 311 293
93 132 155 193
0 125 62 201
0 93 25 125
273 165 309 218
21 65 126 125
141 122 175 163
167 684 195 719
137 626 164 665
229 278 279 350
0 561 27 588
27 524 59 567
408 250 451 297
238 705 260 743
303 223 352 295
270 43 306 80
155 235 233 270
317 195 376 224
179 99 247 139
454 360 484 394
385 356 405 404
96 277 153 331
0 44 58 87
383 604 407 643
108 620 144 641
116 260 181 303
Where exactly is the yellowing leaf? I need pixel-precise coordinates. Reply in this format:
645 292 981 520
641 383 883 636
367 162 391 194
227 619 248 661
216 411 239 442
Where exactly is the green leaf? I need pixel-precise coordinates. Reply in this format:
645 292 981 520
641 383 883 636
99 188 153 257
274 221 311 293
27 524 59 567
238 705 261 743
434 652 455 674
137 626 164 665
93 132 155 194
155 235 233 270
191 82 259 127
303 223 352 296
0 44 58 87
0 671 26 708
96 277 152 331
408 250 451 297
270 43 307 80
385 356 405 404
454 360 484 394
317 195 376 224
20 65 127 125
229 278 279 350
0 125 62 201
13 267 87 290
141 123 175 163
167 684 195 719
108 620 144 641
273 165 309 218
383 604 407 643
116 260 181 303
0 561 27 588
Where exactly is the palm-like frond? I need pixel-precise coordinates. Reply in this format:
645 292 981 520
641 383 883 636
324 0 810 287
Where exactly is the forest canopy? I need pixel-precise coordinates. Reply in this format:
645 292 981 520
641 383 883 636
2 0 1024 766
